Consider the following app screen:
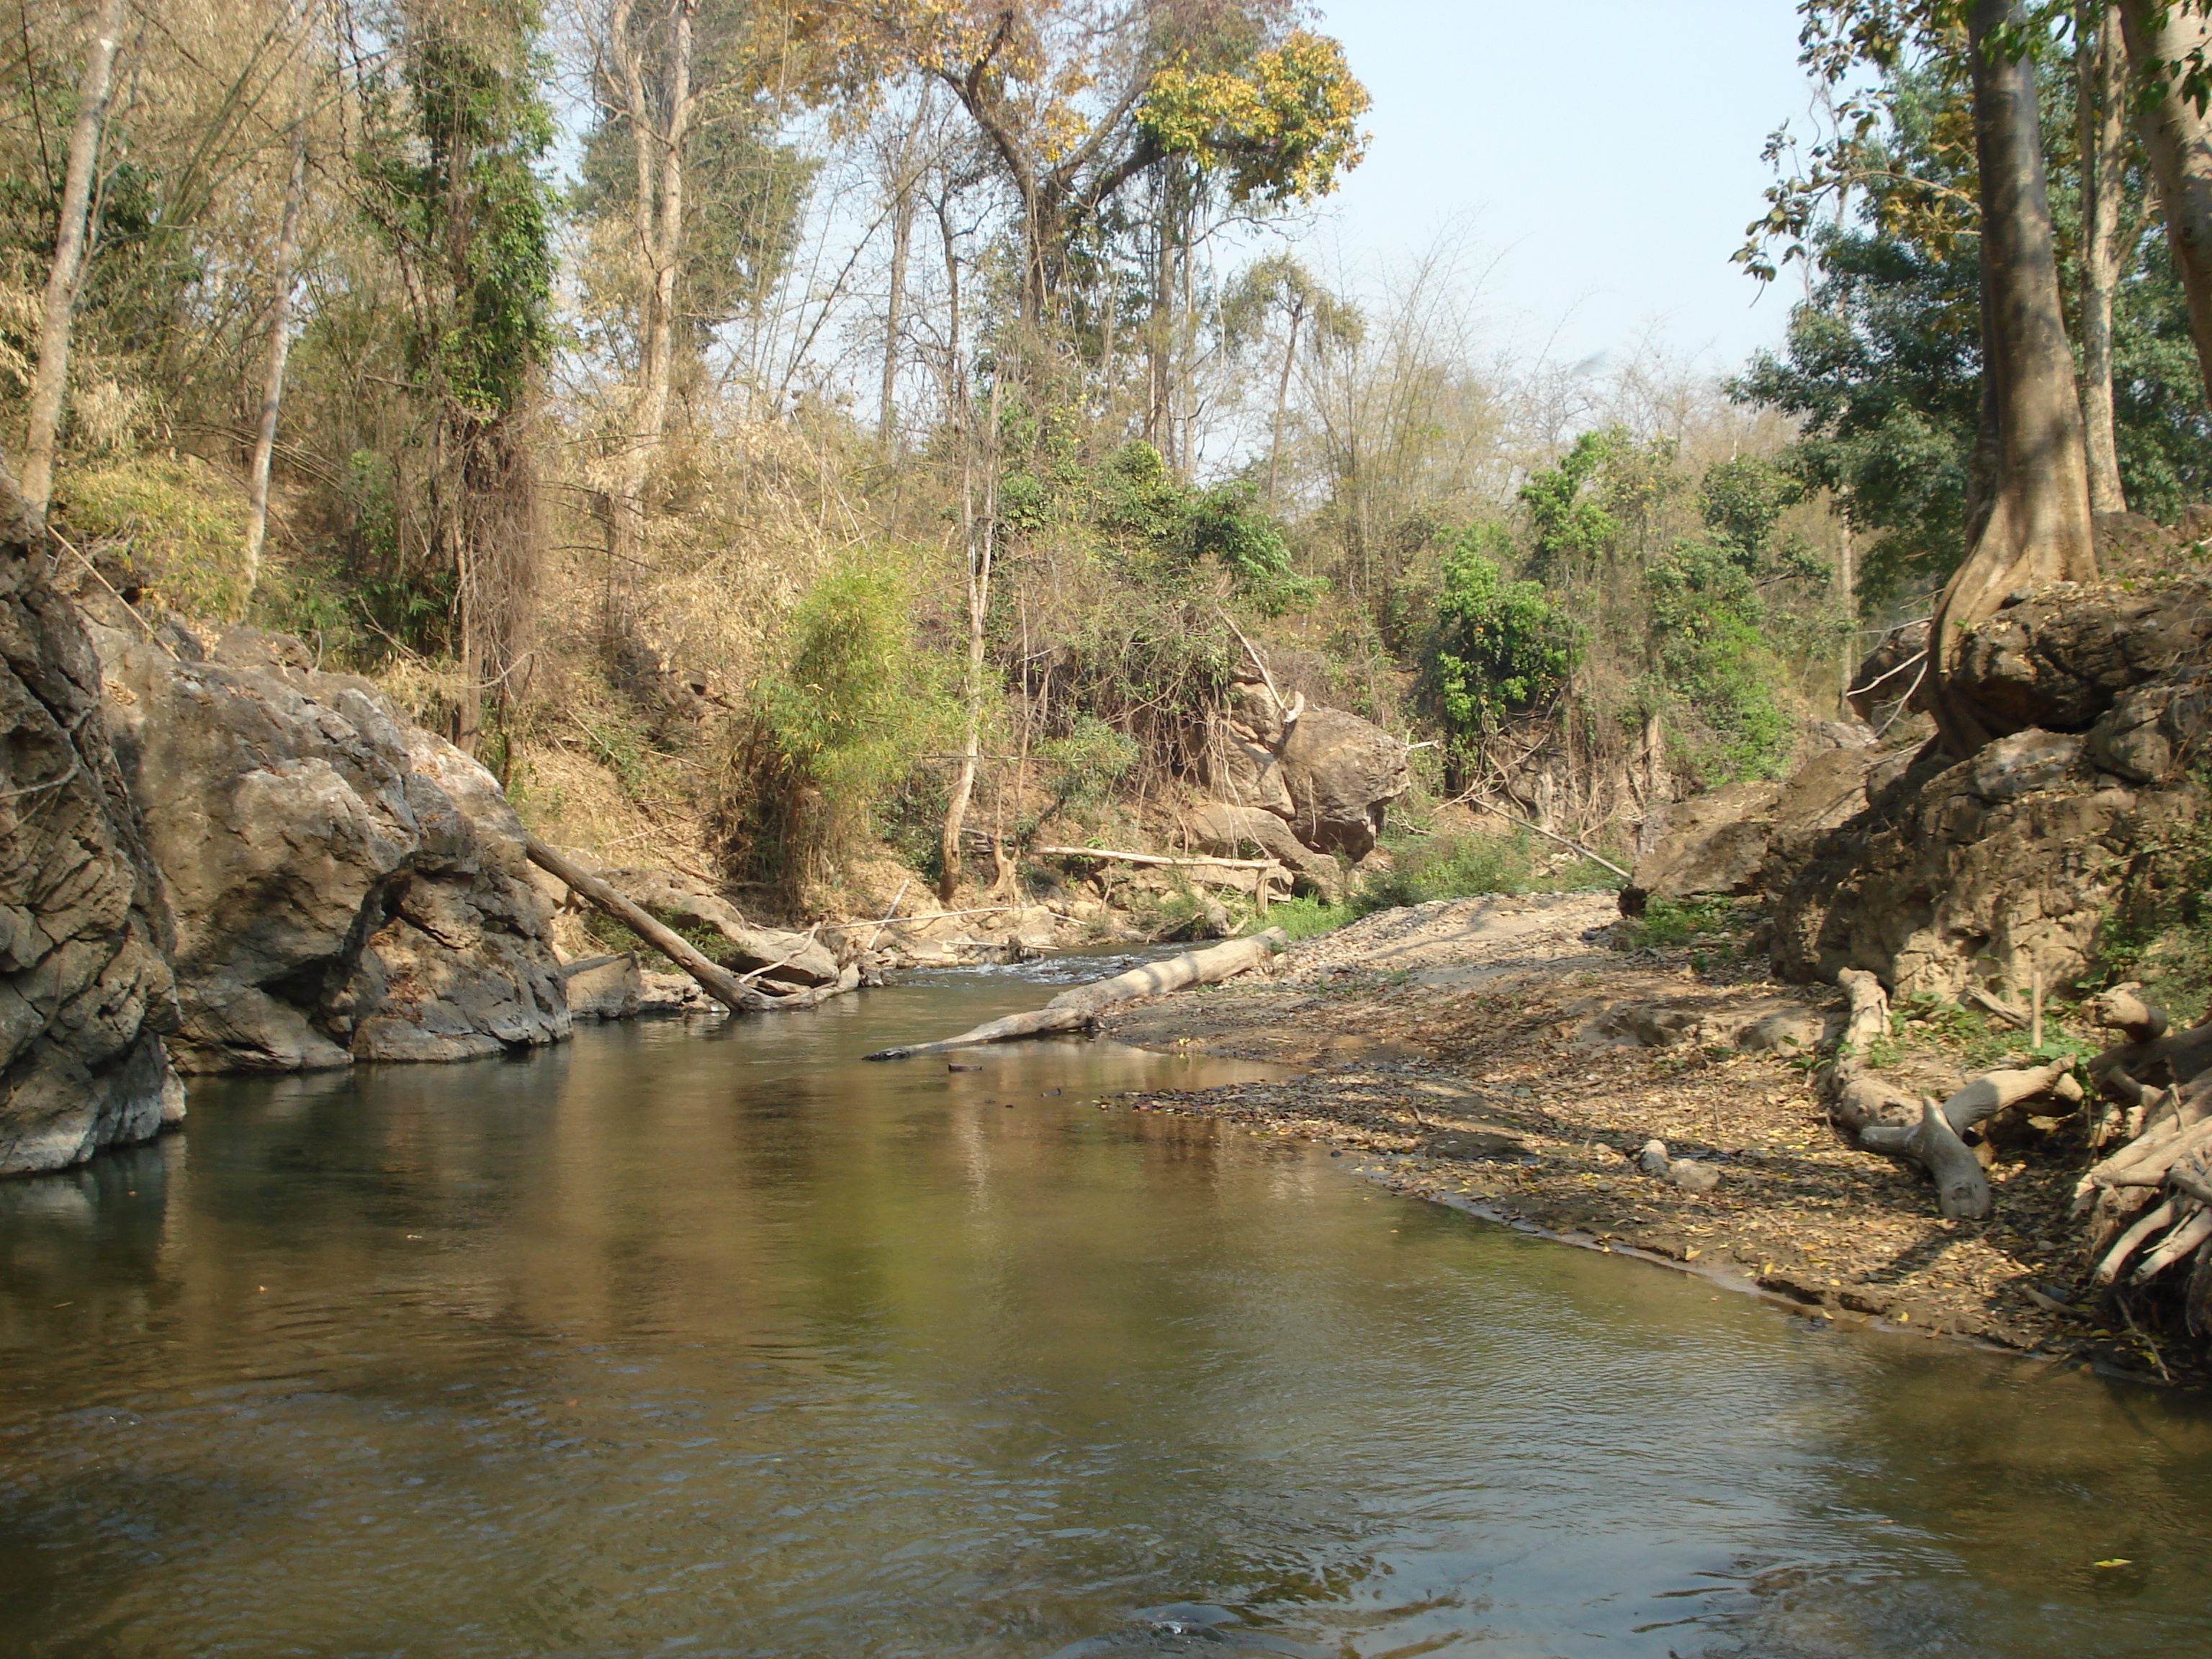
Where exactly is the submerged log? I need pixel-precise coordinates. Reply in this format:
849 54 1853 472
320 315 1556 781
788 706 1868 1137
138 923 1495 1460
865 928 1288 1061
526 837 854 1015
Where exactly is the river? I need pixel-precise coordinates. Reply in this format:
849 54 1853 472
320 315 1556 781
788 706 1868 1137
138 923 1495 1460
2 955 2209 1658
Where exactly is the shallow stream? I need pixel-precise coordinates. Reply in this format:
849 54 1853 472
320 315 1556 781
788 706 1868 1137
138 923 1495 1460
3 956 2211 1657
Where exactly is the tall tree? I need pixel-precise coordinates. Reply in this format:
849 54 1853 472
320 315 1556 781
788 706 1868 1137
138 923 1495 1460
2117 0 2212 396
356 0 557 758
244 35 319 598
2080 0 2132 510
1927 0 2097 752
19 0 128 521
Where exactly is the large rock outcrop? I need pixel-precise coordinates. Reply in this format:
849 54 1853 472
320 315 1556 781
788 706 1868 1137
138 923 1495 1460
0 466 183 1175
91 616 570 1071
1638 578 2208 1001
1200 678 1409 866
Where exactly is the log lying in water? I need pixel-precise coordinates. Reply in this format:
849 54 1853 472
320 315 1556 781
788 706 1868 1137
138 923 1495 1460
526 837 855 1014
865 927 1288 1061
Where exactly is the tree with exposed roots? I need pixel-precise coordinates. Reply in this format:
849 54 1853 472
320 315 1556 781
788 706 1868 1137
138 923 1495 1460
1924 0 2098 754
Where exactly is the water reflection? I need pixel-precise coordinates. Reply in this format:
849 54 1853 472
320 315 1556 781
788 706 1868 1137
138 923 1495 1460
1 968 2208 1658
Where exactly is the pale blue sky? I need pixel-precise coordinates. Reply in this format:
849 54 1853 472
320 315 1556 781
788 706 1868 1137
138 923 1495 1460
1305 0 1825 374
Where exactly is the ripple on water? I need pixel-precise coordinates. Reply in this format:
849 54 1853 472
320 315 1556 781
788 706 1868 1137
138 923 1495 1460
0 1002 2209 1658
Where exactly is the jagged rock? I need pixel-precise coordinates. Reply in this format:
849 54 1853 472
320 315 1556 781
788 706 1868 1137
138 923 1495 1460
1770 730 2198 999
1200 680 1408 863
1186 801 1343 900
1946 579 2212 735
563 953 642 1020
91 616 569 1072
1847 619 1930 723
1619 781 1783 914
1278 704 1411 861
1764 582 2212 998
0 464 184 1176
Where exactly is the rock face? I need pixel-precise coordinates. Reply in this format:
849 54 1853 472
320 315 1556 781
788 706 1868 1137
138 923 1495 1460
0 465 184 1176
1186 800 1345 900
92 617 569 1072
1768 581 2209 999
1199 678 1408 868
1279 704 1411 860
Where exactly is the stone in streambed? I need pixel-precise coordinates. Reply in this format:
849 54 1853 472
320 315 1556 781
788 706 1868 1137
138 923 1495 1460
1668 1159 1722 1193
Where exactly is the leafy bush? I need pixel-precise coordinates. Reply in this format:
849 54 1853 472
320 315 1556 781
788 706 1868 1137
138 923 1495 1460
1256 894 1347 940
1351 827 1617 915
1623 894 1736 949
51 455 252 619
716 552 956 895
1429 524 1573 740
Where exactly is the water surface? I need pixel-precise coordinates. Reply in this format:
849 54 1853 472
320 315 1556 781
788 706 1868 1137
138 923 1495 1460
3 956 2210 1658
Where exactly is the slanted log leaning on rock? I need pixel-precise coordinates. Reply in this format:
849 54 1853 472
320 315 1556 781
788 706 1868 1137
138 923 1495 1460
526 837 856 1014
866 928 1288 1061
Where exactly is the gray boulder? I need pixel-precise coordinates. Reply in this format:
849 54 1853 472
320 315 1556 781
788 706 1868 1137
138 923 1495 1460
0 465 184 1176
92 618 568 1072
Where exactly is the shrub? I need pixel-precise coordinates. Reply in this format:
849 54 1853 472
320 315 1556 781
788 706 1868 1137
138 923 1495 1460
716 552 956 895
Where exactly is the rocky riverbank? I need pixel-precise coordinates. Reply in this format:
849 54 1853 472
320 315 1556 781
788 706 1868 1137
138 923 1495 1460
1100 892 2206 1387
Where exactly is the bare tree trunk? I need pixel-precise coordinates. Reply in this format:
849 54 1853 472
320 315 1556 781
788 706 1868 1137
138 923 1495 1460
1927 1 2098 755
2080 1 2130 512
602 0 695 567
878 94 927 447
939 371 1002 905
1267 302 1302 511
243 67 314 603
20 0 129 520
2118 0 2212 399
880 184 912 445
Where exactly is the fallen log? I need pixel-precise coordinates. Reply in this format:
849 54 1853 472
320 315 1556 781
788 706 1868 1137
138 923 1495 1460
865 927 1288 1061
526 836 851 1015
1862 1097 1995 1220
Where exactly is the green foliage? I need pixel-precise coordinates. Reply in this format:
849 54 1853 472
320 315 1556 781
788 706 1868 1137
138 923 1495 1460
2088 786 2212 1025
1253 894 1344 941
718 552 956 895
50 456 251 619
1643 539 1797 785
1518 430 1624 586
1732 52 2212 606
1353 827 1618 916
1034 717 1140 820
1623 895 1737 950
1429 524 1573 740
356 1 557 416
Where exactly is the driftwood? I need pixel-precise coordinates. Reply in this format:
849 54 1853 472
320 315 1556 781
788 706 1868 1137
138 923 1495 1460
526 837 855 1015
865 927 1287 1061
1821 968 2075 1220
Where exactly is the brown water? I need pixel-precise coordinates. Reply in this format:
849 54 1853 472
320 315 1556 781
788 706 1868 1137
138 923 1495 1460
3 953 2211 1658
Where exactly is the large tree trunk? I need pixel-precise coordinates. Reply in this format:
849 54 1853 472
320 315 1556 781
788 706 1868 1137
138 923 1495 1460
19 0 129 520
2118 0 2212 399
2080 1 2131 512
243 71 314 602
1927 1 2099 755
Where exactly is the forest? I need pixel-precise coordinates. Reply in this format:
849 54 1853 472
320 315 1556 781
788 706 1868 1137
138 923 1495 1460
4 0 2211 929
